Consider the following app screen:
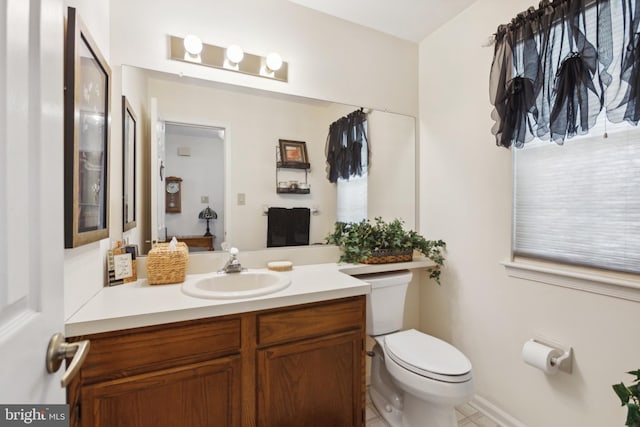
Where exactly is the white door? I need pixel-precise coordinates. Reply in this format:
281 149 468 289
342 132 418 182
0 0 67 403
150 97 167 244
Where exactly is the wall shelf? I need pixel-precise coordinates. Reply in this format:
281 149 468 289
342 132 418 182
276 161 311 170
276 148 310 194
276 187 310 194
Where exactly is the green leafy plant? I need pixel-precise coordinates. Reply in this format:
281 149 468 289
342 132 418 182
613 370 640 426
325 217 446 283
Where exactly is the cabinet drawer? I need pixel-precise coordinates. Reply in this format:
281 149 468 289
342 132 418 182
80 356 241 427
257 296 365 346
77 317 241 383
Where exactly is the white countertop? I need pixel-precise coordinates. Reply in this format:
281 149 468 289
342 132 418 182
65 259 435 337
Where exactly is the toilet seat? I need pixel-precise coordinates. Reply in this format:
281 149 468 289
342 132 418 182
384 329 472 383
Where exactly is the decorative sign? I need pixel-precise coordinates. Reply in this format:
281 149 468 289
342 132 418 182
107 244 137 286
113 253 133 280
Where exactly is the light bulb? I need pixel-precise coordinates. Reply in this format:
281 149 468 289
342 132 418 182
226 45 244 64
183 34 203 55
265 52 283 71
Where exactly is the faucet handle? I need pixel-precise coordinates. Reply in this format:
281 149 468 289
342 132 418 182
229 247 239 256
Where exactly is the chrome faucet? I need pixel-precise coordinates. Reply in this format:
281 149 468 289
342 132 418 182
220 247 243 273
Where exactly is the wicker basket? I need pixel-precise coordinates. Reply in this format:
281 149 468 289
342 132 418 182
146 242 189 285
362 249 413 264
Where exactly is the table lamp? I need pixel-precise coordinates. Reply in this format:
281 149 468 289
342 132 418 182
198 206 217 237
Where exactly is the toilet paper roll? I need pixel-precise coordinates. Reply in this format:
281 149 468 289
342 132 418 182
522 340 563 374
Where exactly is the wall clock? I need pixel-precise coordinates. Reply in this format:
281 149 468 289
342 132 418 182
165 176 182 213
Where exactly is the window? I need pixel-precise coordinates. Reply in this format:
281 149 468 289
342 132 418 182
336 121 368 223
513 124 640 274
489 1 640 276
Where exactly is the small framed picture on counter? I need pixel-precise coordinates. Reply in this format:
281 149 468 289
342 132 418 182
107 244 137 286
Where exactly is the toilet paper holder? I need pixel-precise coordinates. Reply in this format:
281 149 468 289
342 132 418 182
526 337 573 374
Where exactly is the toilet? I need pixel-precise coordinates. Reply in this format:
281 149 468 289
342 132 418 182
359 270 474 427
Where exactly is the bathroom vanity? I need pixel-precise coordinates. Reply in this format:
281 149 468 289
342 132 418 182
64 260 434 427
67 296 365 427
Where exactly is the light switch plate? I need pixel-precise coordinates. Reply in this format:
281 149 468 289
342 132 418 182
201 196 209 203
237 193 246 205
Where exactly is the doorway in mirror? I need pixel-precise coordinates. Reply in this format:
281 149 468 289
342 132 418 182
163 122 225 251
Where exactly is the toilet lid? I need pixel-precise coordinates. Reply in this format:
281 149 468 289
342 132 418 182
384 329 472 383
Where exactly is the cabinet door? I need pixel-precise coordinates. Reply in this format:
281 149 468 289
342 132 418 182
257 331 364 427
80 356 241 427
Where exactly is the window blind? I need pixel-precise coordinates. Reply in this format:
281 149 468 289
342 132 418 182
513 126 640 273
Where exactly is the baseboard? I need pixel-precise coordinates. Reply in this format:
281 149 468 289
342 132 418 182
469 395 527 427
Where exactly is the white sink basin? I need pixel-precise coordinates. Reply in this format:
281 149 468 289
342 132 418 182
181 270 291 299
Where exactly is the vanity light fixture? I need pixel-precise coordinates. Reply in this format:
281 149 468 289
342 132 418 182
183 34 203 55
225 44 244 66
169 35 288 82
265 52 283 72
261 52 283 77
183 34 203 63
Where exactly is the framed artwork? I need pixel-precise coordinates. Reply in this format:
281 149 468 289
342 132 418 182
278 139 309 165
64 7 111 248
122 96 137 232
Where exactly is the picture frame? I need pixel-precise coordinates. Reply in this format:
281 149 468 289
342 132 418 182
278 139 309 165
107 244 137 286
122 96 137 232
64 7 111 248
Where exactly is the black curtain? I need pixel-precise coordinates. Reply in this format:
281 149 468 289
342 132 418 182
325 109 368 182
489 0 630 148
616 0 640 124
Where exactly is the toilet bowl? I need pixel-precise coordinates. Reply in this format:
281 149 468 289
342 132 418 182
359 270 474 427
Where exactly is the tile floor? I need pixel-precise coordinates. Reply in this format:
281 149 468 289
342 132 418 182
366 391 502 427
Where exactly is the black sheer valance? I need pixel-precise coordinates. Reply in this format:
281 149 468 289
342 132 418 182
325 109 368 182
489 0 640 148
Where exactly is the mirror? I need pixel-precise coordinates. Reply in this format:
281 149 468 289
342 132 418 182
122 96 137 232
121 65 416 254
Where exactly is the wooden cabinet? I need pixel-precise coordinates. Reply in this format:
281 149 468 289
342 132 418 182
256 298 365 427
257 332 362 427
80 357 241 427
68 296 365 427
68 316 242 427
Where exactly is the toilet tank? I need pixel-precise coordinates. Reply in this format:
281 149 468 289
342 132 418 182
355 270 413 336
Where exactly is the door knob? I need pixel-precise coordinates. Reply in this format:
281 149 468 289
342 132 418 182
46 333 90 387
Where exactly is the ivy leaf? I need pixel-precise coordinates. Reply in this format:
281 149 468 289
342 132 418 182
614 383 632 405
628 370 640 382
626 403 640 426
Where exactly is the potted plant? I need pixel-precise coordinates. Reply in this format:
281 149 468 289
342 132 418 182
326 217 446 283
613 370 640 426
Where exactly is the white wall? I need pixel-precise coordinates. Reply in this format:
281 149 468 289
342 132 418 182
109 0 418 116
367 110 416 227
418 1 639 425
